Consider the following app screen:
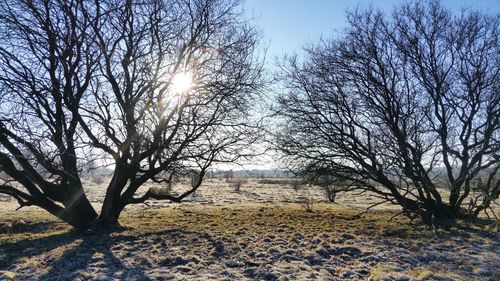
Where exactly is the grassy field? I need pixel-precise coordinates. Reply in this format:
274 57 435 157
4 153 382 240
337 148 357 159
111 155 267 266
0 179 499 280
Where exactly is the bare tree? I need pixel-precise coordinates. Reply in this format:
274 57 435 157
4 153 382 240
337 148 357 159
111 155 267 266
228 177 247 192
275 1 499 223
304 169 353 203
0 0 264 230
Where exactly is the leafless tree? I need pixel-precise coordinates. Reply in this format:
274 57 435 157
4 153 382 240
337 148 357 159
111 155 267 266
0 0 265 230
304 169 353 203
228 177 247 192
275 1 499 223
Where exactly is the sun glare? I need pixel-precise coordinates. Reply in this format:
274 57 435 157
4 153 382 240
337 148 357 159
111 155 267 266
170 71 193 93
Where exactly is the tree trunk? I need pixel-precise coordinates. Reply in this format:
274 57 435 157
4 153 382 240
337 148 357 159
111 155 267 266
98 198 124 228
401 197 469 224
96 166 130 229
59 195 98 229
38 189 98 230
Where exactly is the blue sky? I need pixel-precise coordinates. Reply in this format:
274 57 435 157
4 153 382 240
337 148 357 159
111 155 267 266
244 0 500 60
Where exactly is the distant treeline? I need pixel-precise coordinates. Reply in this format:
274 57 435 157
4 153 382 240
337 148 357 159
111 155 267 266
80 168 292 179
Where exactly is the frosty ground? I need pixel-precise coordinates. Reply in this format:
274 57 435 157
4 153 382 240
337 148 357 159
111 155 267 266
0 178 499 280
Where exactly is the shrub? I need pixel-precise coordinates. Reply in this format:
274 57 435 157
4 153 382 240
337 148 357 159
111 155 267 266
228 178 248 192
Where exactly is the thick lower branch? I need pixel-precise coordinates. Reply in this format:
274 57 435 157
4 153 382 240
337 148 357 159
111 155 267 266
127 171 206 205
0 184 35 210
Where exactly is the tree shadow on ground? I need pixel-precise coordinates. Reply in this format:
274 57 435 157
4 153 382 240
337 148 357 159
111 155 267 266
1 222 226 280
38 231 134 280
0 230 79 269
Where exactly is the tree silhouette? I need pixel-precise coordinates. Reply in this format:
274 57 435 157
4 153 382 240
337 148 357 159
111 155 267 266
275 1 499 222
0 0 264 230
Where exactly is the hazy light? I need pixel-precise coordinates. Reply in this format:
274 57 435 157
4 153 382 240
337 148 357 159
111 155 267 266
170 71 193 93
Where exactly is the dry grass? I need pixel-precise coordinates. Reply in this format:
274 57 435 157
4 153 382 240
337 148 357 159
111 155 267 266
0 179 499 280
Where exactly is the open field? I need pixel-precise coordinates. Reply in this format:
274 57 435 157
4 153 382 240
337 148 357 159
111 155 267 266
1 179 499 280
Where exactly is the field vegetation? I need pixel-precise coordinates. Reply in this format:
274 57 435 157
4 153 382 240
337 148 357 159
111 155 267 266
1 179 498 280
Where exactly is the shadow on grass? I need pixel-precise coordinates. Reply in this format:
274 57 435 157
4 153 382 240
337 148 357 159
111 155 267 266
38 231 133 280
0 230 80 269
1 222 226 280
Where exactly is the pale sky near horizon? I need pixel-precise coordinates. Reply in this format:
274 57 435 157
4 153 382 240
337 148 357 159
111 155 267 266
229 0 500 171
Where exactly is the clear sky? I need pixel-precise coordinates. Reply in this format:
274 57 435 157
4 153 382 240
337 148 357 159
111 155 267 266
244 0 500 60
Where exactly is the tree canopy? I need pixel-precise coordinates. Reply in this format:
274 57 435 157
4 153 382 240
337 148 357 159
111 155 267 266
0 0 265 229
275 1 499 222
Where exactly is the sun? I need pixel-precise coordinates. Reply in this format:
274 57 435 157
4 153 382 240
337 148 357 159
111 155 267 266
170 71 193 93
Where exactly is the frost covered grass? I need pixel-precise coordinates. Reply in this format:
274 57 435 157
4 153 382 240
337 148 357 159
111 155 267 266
0 180 499 280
